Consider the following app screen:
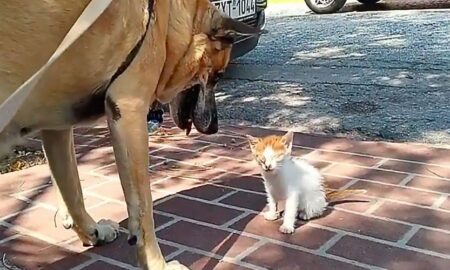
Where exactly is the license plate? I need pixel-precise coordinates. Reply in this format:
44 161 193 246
213 0 256 20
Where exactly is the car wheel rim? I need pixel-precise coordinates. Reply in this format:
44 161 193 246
314 0 334 8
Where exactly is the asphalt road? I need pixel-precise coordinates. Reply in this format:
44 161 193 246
219 5 450 147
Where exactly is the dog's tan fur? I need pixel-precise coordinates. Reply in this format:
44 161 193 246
0 1 259 269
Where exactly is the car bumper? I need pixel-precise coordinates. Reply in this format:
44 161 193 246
231 9 266 59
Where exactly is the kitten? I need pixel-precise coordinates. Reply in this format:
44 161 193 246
246 131 366 234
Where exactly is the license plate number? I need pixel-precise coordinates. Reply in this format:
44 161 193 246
213 0 256 19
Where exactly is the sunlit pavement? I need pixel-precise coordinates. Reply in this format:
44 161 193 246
0 1 449 269
0 118 449 269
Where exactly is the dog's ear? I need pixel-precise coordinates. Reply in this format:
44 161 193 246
208 10 262 46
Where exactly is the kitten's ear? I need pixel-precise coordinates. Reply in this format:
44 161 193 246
246 134 259 150
282 131 294 150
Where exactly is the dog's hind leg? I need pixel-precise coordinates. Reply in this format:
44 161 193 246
41 128 119 246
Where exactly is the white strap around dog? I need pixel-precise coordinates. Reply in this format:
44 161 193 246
0 0 113 133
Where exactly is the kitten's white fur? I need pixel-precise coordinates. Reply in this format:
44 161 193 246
249 131 327 234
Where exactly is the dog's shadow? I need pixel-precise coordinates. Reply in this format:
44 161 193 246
0 166 371 270
83 180 267 269
99 187 371 269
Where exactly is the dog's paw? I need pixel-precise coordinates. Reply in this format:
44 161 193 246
279 224 295 234
263 211 279 221
57 209 74 229
92 219 120 246
166 260 190 270
61 213 74 229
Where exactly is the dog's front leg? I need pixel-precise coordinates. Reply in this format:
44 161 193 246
42 128 119 245
106 95 187 270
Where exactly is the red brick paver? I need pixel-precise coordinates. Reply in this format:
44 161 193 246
0 119 449 270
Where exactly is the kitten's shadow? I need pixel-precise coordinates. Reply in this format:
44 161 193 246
328 199 371 207
293 199 371 224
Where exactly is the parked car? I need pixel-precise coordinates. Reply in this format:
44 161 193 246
146 0 268 127
305 0 380 14
212 0 267 58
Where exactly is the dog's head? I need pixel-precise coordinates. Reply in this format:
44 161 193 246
169 0 262 135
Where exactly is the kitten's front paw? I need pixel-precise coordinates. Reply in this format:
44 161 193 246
279 224 295 234
264 211 279 221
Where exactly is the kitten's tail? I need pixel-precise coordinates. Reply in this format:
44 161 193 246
325 188 367 202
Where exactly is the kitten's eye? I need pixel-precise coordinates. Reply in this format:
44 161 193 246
256 156 266 164
260 156 266 163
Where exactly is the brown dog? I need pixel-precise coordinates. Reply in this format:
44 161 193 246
0 0 261 269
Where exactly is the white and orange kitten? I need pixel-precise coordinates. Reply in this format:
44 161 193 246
247 131 365 234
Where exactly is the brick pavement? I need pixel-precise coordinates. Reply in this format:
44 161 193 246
0 118 449 270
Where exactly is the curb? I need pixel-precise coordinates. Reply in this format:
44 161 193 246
265 3 311 17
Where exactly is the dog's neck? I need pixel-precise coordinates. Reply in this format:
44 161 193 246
154 0 207 102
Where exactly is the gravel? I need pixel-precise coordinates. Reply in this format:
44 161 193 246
217 9 450 146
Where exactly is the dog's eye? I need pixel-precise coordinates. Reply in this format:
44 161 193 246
212 77 219 84
210 72 224 85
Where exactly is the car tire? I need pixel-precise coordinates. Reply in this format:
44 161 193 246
305 0 347 14
357 0 380 4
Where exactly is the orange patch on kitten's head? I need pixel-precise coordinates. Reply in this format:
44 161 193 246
246 131 294 171
246 131 294 152
247 135 285 154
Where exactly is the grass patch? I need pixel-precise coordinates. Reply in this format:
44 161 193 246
0 147 46 174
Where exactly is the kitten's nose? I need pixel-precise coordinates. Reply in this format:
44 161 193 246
263 164 274 171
